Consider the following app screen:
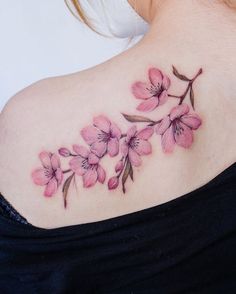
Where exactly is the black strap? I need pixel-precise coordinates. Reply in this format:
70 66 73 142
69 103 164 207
0 193 31 226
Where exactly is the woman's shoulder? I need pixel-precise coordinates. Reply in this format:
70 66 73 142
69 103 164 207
0 63 235 229
0 67 131 228
0 71 94 148
0 73 92 225
1 73 83 118
1 77 63 129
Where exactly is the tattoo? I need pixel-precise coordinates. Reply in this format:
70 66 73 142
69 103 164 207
31 66 203 207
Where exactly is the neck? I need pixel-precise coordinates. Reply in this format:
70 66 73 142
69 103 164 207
130 0 236 100
111 0 236 168
142 0 236 62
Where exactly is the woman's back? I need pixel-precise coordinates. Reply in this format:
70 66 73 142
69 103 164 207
0 1 236 292
0 55 235 229
1 0 236 228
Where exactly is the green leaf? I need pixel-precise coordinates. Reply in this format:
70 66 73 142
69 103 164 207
122 160 131 193
172 66 190 81
122 113 154 123
62 173 74 208
129 164 134 181
190 86 195 110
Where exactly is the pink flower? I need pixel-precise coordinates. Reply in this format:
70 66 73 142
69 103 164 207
155 104 202 153
115 160 124 173
69 145 106 188
32 152 63 197
58 147 71 157
108 176 119 190
132 68 171 112
81 115 122 157
121 126 153 167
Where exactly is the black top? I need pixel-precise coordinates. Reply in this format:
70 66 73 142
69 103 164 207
0 163 236 294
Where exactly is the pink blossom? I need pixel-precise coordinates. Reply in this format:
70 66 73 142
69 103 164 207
132 68 171 112
81 115 121 158
32 152 63 197
121 126 153 167
58 147 71 157
69 145 106 188
115 160 124 173
108 176 119 190
155 104 202 153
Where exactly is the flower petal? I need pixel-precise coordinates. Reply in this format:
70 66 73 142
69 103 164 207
137 127 154 140
180 114 202 130
174 122 193 148
108 138 119 157
93 115 111 133
110 122 121 139
44 178 58 197
135 140 152 155
39 151 51 168
108 176 119 190
126 125 137 142
115 160 124 173
32 168 49 186
161 125 175 153
88 153 100 164
162 74 171 90
58 148 71 157
155 116 171 135
128 149 142 167
170 104 189 120
162 74 171 89
55 168 63 185
121 142 128 157
148 68 163 86
97 165 106 184
158 90 168 106
90 141 107 157
137 96 159 112
72 145 90 158
131 82 153 99
51 154 60 170
69 157 87 176
80 126 101 145
83 169 98 188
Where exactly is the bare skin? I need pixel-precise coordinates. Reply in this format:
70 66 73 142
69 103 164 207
0 0 235 229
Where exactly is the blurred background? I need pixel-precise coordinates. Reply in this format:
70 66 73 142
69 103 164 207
0 0 134 111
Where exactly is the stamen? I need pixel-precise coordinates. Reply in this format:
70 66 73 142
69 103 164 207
148 84 162 96
97 131 111 143
129 137 140 149
174 121 184 135
81 159 90 169
44 167 52 178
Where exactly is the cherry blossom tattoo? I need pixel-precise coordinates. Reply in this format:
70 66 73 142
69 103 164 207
32 66 202 207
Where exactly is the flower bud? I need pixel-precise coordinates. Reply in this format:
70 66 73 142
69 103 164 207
115 160 124 173
58 148 71 157
108 176 119 190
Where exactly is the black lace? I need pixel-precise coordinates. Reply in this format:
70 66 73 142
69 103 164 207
0 193 31 226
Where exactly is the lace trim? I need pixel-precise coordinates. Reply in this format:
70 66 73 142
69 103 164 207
0 193 31 226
